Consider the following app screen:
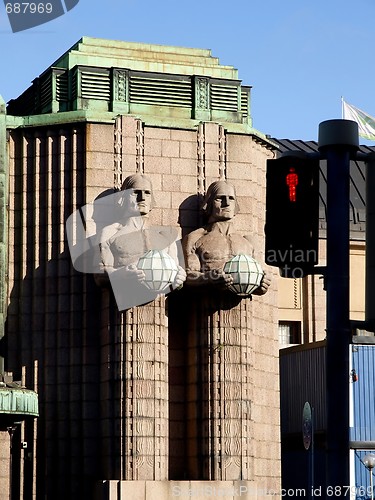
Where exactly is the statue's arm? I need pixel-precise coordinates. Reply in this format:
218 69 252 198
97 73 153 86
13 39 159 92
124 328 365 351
252 272 271 295
99 239 115 275
183 231 233 288
165 239 187 290
183 232 206 286
96 223 121 275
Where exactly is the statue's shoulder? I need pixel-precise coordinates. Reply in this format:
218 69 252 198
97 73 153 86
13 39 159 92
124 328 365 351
183 227 206 246
100 222 122 244
157 226 179 238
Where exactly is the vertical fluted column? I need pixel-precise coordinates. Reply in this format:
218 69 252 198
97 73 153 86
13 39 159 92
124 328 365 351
122 296 169 480
100 294 169 480
187 291 253 480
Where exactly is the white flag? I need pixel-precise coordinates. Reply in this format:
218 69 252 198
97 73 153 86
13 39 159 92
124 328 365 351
343 100 375 140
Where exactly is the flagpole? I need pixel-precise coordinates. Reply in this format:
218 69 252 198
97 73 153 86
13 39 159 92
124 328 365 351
341 96 344 119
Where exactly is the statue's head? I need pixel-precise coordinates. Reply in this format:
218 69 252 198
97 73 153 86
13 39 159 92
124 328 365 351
202 181 240 222
121 174 155 216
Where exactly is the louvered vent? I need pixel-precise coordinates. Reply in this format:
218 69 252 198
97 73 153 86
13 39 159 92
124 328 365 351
210 84 239 112
40 72 52 111
129 75 192 107
56 71 68 102
71 69 78 101
240 87 249 119
81 70 111 100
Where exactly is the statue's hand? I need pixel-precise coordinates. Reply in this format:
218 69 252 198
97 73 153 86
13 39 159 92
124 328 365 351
105 264 145 282
252 272 271 296
124 264 146 282
206 269 234 288
173 266 187 289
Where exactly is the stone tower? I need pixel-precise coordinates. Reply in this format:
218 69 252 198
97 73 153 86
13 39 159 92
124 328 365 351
1 37 281 499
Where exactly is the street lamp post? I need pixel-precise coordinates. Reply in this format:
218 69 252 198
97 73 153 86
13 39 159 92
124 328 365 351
363 453 375 500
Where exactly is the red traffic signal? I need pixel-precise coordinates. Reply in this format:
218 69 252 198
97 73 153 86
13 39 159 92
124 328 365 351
286 167 298 202
265 154 320 277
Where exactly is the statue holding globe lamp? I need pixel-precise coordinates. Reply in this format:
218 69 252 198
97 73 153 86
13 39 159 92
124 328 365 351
95 173 186 480
98 173 186 310
183 180 270 297
181 179 271 480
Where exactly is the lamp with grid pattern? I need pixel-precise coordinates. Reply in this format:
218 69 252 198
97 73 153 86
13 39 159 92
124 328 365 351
223 254 263 296
137 249 178 292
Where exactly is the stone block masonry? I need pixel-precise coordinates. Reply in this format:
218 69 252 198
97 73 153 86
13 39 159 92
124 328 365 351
4 117 280 499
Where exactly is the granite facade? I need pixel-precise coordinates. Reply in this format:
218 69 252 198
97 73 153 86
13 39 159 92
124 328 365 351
2 117 280 499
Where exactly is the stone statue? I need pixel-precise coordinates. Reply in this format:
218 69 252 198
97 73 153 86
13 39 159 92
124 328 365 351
183 180 270 295
181 181 271 480
96 174 186 479
98 173 186 310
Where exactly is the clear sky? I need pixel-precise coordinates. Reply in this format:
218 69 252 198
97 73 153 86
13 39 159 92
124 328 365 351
0 0 374 143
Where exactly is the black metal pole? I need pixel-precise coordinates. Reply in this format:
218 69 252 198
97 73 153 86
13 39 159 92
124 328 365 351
311 406 314 497
318 120 359 494
326 146 351 489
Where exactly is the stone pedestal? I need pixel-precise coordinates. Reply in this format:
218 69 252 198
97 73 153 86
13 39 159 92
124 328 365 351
100 292 169 480
93 480 279 500
186 289 254 481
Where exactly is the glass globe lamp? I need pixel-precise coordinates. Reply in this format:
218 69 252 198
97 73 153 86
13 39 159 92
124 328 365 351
137 249 178 292
223 254 264 296
364 453 375 470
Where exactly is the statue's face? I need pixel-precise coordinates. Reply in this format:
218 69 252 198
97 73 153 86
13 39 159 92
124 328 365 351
210 184 236 221
125 177 153 216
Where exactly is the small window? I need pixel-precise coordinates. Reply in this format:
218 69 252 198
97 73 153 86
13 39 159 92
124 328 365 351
278 321 301 345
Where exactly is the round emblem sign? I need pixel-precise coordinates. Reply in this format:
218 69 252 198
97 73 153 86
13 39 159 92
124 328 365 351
302 402 312 450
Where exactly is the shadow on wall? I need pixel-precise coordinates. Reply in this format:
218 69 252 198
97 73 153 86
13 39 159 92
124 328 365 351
3 160 206 496
4 125 102 500
177 194 203 239
5 250 102 500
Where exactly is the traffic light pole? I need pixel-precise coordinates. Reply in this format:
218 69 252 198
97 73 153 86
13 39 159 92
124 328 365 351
318 120 359 494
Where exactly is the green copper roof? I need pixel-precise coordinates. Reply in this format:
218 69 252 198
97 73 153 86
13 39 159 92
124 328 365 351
0 386 39 419
53 37 240 79
7 37 255 131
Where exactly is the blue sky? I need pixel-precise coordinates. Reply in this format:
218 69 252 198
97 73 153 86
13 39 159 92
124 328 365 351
0 0 374 143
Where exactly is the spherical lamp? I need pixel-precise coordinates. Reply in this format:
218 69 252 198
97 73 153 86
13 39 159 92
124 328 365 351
223 254 264 296
364 453 375 470
137 249 178 292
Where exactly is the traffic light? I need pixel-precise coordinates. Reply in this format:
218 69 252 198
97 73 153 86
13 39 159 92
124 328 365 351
265 154 320 277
